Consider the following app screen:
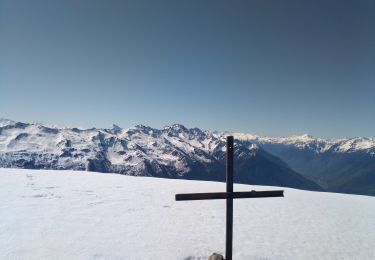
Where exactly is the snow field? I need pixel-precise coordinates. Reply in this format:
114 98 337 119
1 168 375 260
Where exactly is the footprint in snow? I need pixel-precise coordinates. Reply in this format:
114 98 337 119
44 186 58 189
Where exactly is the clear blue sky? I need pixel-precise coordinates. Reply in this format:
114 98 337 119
1 0 374 138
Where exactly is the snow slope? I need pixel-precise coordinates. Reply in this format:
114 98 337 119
1 168 374 260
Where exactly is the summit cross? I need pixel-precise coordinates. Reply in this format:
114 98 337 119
175 136 284 260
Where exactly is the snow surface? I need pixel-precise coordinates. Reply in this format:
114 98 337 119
1 168 375 260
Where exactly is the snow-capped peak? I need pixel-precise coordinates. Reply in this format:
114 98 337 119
163 124 188 133
0 118 16 127
108 124 122 134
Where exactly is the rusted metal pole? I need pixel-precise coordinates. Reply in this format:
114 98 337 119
226 136 234 260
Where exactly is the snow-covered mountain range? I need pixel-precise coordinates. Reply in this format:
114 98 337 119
1 119 374 195
235 132 375 195
234 132 375 154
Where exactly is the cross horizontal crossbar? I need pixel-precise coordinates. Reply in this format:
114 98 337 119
175 190 283 201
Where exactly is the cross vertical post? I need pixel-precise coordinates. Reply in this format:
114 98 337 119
175 136 284 260
226 136 234 260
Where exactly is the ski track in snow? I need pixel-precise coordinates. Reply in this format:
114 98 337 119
1 168 375 260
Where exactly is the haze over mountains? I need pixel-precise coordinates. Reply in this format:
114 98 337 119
1 119 374 196
235 133 375 196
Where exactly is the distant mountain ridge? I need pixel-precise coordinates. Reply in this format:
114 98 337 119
234 132 375 154
0 119 320 191
1 119 374 195
235 133 375 195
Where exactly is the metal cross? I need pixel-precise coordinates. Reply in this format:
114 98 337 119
175 136 284 260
